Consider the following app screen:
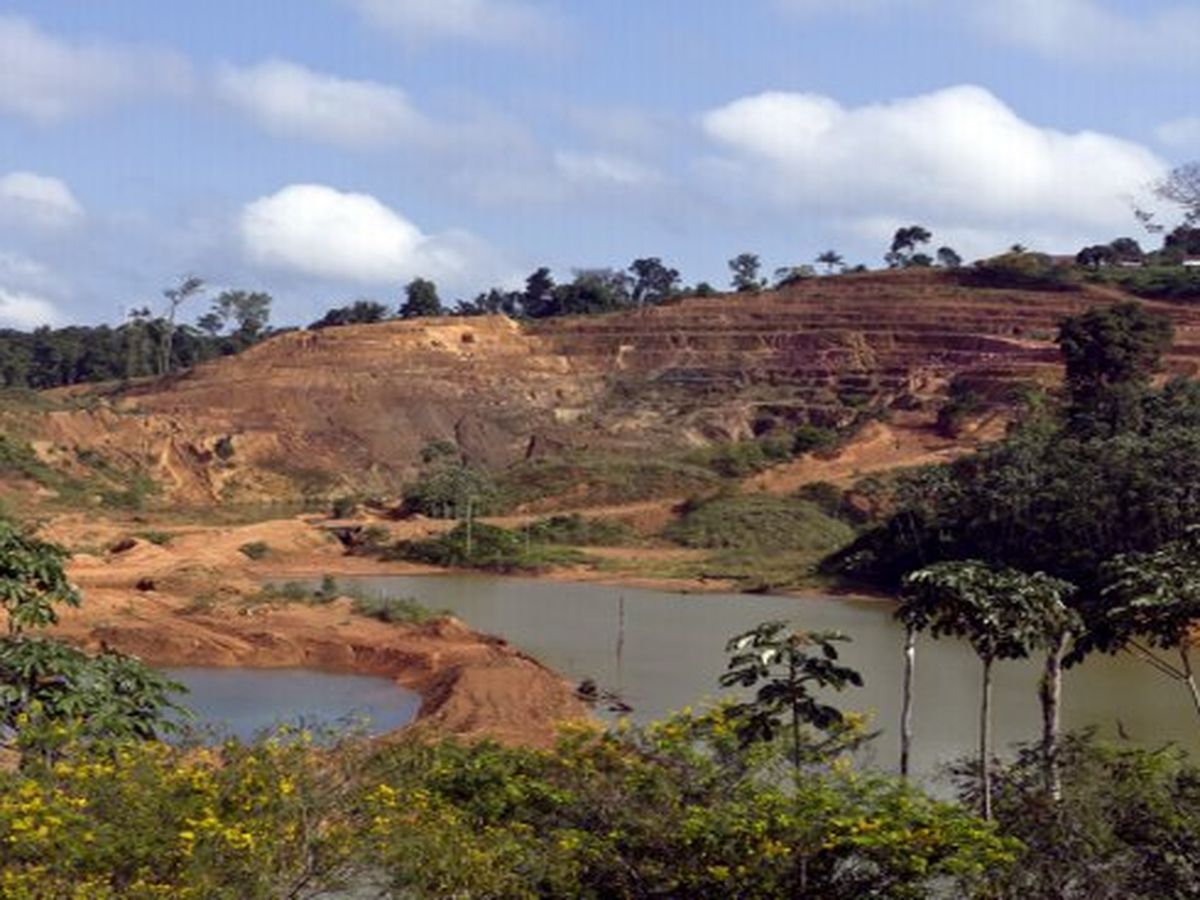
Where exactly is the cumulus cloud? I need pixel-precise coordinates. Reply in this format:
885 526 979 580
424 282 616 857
0 172 84 230
971 0 1200 65
239 184 498 286
700 84 1165 249
0 15 191 123
343 0 559 45
215 60 432 149
0 287 62 328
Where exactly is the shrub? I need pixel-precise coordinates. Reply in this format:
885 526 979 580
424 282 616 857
960 252 1079 291
135 530 173 546
525 514 635 546
392 522 584 573
402 465 503 518
664 494 855 554
495 455 721 508
350 594 445 625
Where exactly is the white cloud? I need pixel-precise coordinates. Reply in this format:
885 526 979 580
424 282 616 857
0 15 191 123
0 172 84 230
700 85 1165 249
343 0 559 45
0 287 62 328
239 184 495 286
553 152 663 187
215 60 431 149
972 0 1200 64
1157 116 1200 151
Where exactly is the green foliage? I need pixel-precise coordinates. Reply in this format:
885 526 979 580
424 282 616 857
959 251 1079 290
967 734 1200 899
524 513 635 546
687 428 835 479
825 388 1200 594
0 521 183 752
1089 265 1200 301
1058 302 1173 436
720 623 867 771
349 594 445 625
398 277 443 319
495 454 721 509
0 712 1016 898
728 252 764 292
393 522 585 573
664 493 855 555
0 433 56 485
402 463 502 518
1080 528 1200 672
0 520 79 636
309 300 389 329
237 541 270 561
900 561 1079 665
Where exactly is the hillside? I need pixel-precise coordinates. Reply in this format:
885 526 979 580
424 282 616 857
15 269 1200 506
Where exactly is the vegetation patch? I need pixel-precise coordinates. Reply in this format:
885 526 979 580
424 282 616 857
389 522 586 573
664 493 855 555
524 513 635 546
495 454 721 509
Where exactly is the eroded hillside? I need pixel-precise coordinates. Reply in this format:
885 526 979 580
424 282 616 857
20 270 1200 505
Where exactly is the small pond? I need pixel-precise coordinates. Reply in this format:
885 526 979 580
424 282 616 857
164 667 421 742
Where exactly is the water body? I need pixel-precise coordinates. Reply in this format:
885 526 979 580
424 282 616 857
301 574 1198 781
165 667 421 742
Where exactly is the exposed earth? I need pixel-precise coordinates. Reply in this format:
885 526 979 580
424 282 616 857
12 269 1200 746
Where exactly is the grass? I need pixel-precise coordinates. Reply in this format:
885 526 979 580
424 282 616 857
388 522 587 573
135 530 173 546
524 514 636 546
493 455 721 509
662 493 856 555
255 577 447 624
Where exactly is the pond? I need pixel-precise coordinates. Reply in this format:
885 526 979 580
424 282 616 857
298 574 1198 781
164 667 421 742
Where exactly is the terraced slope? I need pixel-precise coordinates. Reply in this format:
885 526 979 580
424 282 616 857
25 270 1200 504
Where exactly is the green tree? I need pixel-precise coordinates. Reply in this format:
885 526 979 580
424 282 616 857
720 622 865 773
728 252 765 293
885 225 932 268
936 246 963 269
1088 528 1200 719
816 250 844 274
212 290 272 343
157 275 204 376
628 257 680 306
309 300 389 329
399 278 443 319
0 520 183 751
900 561 1077 816
1057 302 1173 436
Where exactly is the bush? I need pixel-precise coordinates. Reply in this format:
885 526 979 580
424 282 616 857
402 465 503 518
960 252 1079 291
238 541 270 560
135 530 173 546
664 493 856 554
525 514 635 546
350 594 445 625
392 522 584 573
495 455 721 508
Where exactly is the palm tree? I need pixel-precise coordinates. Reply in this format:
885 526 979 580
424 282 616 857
816 250 844 275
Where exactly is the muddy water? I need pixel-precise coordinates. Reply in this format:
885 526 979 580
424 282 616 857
307 574 1197 781
165 667 421 742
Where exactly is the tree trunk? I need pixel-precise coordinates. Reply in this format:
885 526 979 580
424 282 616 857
1180 645 1200 719
980 656 993 821
791 658 801 775
1040 634 1067 801
900 625 916 779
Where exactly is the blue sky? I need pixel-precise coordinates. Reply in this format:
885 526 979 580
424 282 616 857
0 0 1197 327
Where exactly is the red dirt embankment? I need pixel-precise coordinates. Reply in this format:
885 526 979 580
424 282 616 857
45 517 587 747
